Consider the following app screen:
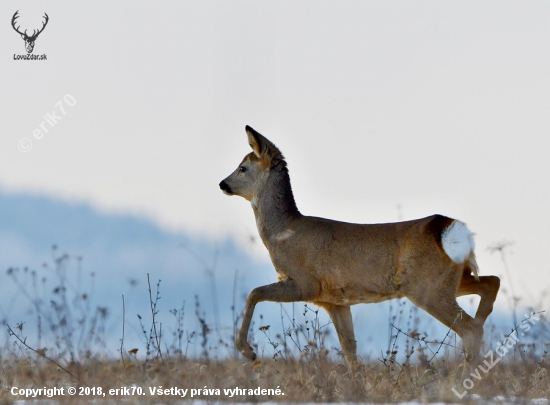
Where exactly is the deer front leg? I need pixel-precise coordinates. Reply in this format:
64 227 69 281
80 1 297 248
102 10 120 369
237 278 311 361
323 304 358 369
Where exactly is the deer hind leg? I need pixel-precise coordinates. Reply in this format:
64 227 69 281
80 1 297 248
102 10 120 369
403 271 483 361
321 304 358 368
457 273 500 327
413 295 483 360
237 279 312 361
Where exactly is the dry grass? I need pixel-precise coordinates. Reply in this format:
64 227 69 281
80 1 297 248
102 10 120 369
1 343 548 403
1 248 549 404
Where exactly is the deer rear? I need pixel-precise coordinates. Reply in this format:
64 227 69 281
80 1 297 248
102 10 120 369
219 126 500 367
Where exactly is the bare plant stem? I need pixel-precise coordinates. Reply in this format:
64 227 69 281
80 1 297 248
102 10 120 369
120 294 127 373
489 241 518 326
147 273 163 361
7 324 78 381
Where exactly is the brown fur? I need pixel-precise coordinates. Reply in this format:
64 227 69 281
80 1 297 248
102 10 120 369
219 126 500 367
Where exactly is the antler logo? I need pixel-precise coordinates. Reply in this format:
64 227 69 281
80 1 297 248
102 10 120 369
11 11 49 54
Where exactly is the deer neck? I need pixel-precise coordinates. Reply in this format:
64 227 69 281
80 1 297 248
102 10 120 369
252 166 300 246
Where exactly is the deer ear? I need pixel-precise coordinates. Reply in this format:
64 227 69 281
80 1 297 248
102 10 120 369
245 125 285 165
246 125 264 158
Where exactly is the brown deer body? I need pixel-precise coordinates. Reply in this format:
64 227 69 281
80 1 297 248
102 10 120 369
219 126 500 367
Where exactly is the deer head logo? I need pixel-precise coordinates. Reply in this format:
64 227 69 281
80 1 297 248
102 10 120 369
11 11 49 54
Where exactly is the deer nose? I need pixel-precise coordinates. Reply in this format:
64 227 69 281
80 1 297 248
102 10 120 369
219 181 232 194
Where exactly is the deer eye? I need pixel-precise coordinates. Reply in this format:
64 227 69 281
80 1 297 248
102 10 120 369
239 166 247 173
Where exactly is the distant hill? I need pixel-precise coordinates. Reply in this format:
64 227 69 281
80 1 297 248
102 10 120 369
0 191 514 361
0 190 274 358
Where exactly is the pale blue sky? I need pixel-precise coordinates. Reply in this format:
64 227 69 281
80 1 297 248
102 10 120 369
1 1 549 311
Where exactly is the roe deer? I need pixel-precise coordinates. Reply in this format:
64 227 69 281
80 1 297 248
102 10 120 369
219 126 500 367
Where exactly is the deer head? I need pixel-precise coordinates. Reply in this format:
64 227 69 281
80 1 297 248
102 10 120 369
12 11 49 54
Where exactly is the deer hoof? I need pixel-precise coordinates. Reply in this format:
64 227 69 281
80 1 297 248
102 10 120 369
238 343 256 361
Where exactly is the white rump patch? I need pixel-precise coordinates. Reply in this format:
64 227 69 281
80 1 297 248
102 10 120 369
441 220 475 264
